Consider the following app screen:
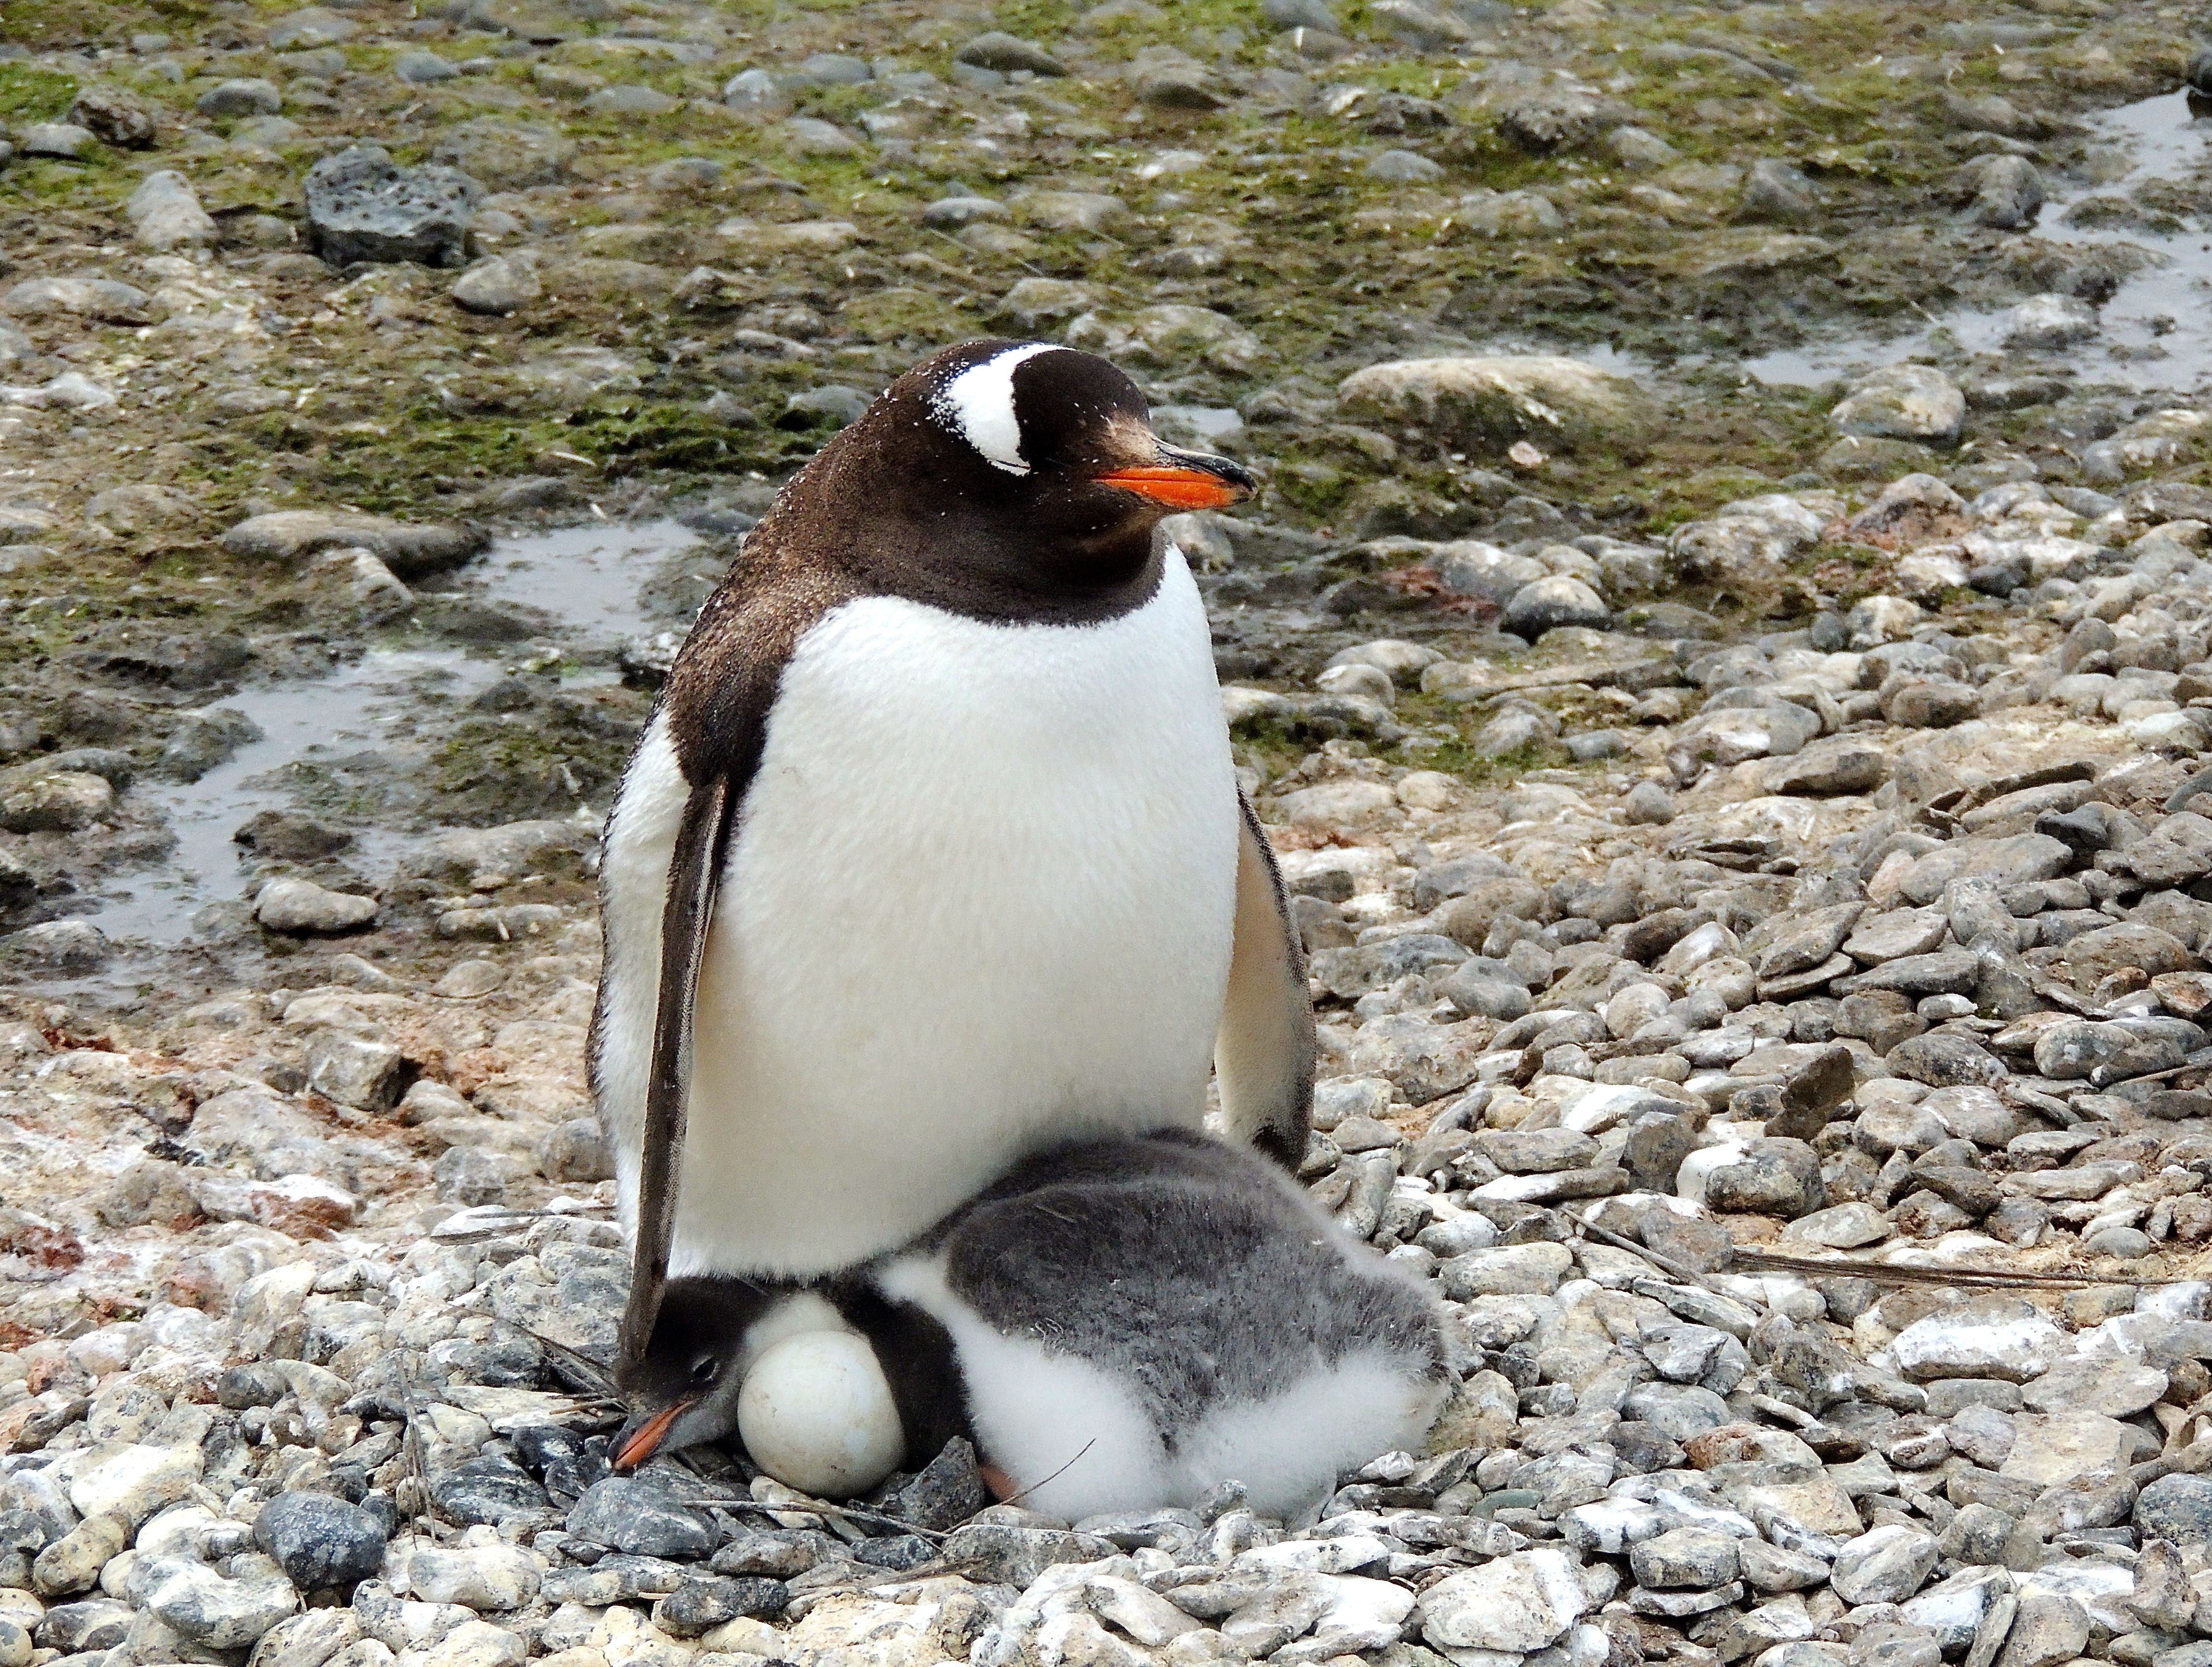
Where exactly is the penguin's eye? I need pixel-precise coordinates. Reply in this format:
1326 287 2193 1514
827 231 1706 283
690 1356 719 1385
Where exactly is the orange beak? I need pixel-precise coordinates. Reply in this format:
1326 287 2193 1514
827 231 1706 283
612 1399 694 1471
1093 447 1255 511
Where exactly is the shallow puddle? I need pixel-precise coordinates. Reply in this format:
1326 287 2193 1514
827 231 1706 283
80 518 708 946
1744 90 2212 391
81 651 502 943
468 516 703 648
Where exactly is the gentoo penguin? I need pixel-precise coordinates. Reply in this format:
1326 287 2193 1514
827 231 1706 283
611 1129 1453 1521
593 340 1316 1370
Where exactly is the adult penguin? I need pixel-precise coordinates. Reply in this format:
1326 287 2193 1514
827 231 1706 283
593 339 1315 1369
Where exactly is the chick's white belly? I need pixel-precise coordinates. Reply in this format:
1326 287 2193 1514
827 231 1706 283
673 566 1237 1277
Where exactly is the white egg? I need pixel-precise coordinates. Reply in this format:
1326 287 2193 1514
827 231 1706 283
736 1330 905 1499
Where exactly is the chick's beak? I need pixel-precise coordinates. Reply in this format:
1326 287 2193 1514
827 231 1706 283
612 1399 694 1472
1093 443 1255 511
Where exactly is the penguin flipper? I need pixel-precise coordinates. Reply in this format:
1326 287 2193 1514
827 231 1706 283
617 773 733 1372
1212 789 1314 1172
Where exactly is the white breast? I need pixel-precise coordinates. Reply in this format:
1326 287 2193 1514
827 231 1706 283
599 550 1240 1279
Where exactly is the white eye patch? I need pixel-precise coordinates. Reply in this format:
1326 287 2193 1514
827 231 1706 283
928 342 1061 475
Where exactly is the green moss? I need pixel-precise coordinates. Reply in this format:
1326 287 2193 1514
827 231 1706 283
294 393 811 511
429 703 639 825
0 65 79 121
1231 723 1309 785
1268 459 1355 518
1414 735 1567 786
0 559 238 681
991 0 1270 61
245 411 321 453
264 760 396 828
839 284 967 346
570 401 810 473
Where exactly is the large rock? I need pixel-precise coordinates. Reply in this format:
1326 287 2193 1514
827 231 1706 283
69 86 158 148
1014 190 1124 234
2020 1358 2167 1420
0 770 114 833
266 6 358 47
2137 1473 2212 1546
1343 1015 1493 1103
2005 293 2097 350
1994 1595 2090 1667
1441 1242 1574 1299
126 172 215 250
0 920 110 973
221 510 486 578
430 120 576 190
254 877 378 935
1668 493 1827 585
1418 1550 1589 1652
2060 923 2195 988
1309 934 1467 999
1755 907 1864 983
249 1614 364 1667
1434 542 1546 604
1830 366 1966 446
2083 408 2211 484
1770 735 1888 796
0 277 152 323
431 1457 553 1528
1959 154 2042 229
304 145 482 269
1892 1297 2061 1382
1829 1525 1939 1605
408 1546 541 1612
69 1443 203 1527
452 255 541 316
196 79 282 117
1699 1138 1824 1219
1337 356 1657 455
955 30 1066 74
88 483 198 533
1066 304 1260 373
1498 87 1615 152
1676 699 1821 764
1503 575 1609 636
566 1479 715 1559
254 1493 386 1591
1631 1527 1739 1588
1998 1409 2136 1486
141 1554 299 1648
304 1032 402 1110
403 819 595 886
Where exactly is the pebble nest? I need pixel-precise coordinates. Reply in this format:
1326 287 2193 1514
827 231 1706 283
10 473 2212 1667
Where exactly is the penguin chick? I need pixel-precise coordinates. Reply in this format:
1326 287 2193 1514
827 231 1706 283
616 1131 1451 1520
610 1280 855 1470
879 1129 1453 1520
612 1269 968 1480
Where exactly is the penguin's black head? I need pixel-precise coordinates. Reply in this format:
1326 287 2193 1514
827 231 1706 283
609 1275 757 1471
913 338 1253 514
786 339 1254 616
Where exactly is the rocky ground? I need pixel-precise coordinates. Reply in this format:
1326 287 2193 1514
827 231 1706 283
12 0 2212 1664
